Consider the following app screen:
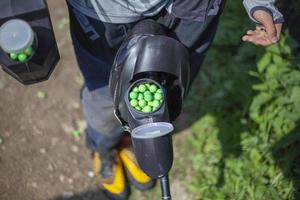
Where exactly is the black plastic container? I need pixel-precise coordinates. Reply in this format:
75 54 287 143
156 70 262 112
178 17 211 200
0 0 60 85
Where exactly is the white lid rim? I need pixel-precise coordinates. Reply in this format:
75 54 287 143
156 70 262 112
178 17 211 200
0 19 34 53
131 122 174 139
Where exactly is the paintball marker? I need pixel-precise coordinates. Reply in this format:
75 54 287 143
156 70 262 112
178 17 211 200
110 19 190 200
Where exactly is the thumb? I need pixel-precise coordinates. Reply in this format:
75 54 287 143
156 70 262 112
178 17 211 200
262 20 278 43
253 10 278 43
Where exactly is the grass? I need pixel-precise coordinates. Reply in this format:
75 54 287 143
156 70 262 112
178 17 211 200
132 1 300 200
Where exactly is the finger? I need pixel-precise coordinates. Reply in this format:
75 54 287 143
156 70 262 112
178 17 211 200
242 35 250 41
243 34 273 46
275 23 283 39
261 21 277 43
245 29 264 38
242 34 257 42
242 35 257 44
254 27 268 37
245 39 261 46
253 10 278 43
266 27 277 43
247 30 255 35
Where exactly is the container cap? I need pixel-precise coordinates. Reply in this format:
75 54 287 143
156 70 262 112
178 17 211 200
132 122 174 139
0 19 34 53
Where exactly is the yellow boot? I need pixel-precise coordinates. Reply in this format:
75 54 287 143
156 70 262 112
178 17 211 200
93 150 130 199
119 147 156 191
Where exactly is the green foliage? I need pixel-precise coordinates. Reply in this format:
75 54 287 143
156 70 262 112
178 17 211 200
250 37 300 139
183 1 300 200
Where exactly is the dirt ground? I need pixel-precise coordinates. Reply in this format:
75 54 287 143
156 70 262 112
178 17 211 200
0 1 191 200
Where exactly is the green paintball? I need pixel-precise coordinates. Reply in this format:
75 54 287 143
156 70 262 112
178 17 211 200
129 82 164 113
9 46 34 62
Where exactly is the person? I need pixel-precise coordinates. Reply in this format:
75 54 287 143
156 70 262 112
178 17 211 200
65 0 284 199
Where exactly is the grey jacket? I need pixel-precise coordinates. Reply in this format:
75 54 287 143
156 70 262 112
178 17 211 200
243 0 284 24
68 0 284 24
89 0 171 23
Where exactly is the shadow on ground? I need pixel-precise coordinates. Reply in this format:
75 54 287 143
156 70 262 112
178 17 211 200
52 190 109 200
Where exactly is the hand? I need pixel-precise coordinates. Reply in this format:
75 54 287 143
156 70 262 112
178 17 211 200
242 10 282 46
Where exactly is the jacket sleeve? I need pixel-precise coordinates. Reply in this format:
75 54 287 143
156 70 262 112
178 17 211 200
243 0 284 24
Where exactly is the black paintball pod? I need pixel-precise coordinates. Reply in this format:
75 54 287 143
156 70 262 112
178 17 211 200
109 19 190 199
0 0 59 85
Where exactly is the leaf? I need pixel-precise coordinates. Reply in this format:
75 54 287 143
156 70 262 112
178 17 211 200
267 43 281 55
273 116 284 134
290 86 300 102
270 79 281 91
272 54 284 65
257 52 272 73
276 96 291 106
266 64 280 78
250 149 262 165
248 70 261 78
250 93 273 112
252 83 268 91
